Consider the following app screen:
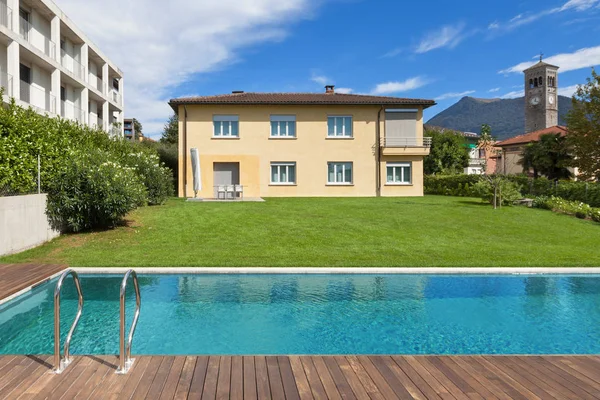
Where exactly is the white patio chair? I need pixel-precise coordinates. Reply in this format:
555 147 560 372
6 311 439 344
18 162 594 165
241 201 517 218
234 184 243 201
217 185 226 200
225 185 235 200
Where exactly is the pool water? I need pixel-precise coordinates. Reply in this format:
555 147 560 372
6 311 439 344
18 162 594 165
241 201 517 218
1 274 599 355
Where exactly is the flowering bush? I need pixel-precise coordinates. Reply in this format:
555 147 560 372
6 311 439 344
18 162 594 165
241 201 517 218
591 208 600 223
532 195 599 222
46 150 146 232
120 150 173 205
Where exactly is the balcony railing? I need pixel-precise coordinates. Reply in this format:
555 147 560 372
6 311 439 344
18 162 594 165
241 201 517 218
20 81 56 113
469 158 486 165
88 73 103 93
382 137 432 148
111 125 122 137
110 89 121 105
0 2 12 30
61 50 86 82
61 100 85 124
20 17 56 59
0 72 13 97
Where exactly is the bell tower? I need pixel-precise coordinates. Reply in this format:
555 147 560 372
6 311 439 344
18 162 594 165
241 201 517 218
524 55 559 133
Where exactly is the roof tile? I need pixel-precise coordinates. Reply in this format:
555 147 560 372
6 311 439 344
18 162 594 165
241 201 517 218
496 126 568 146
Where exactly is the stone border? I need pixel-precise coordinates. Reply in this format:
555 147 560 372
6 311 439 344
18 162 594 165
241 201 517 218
74 267 600 275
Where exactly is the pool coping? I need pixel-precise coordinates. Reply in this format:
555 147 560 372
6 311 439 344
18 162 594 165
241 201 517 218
0 269 65 306
73 267 600 275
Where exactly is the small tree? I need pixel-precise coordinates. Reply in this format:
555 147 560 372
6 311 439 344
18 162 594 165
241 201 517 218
477 124 495 173
565 69 600 181
161 114 179 145
132 118 144 140
517 133 572 181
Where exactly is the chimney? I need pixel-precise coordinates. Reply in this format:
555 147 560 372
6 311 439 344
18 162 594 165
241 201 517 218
325 85 335 94
232 90 244 94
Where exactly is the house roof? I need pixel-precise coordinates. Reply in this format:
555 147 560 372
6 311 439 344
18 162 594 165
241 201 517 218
496 126 568 147
169 92 436 111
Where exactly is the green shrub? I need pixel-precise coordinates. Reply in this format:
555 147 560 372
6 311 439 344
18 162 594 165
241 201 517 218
424 175 480 196
46 150 146 232
120 149 173 205
532 196 596 221
591 209 600 223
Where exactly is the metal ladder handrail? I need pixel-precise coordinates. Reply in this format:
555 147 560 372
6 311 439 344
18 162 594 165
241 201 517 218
54 269 84 374
117 269 141 374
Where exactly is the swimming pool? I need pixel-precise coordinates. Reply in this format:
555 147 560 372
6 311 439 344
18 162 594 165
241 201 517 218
1 273 599 355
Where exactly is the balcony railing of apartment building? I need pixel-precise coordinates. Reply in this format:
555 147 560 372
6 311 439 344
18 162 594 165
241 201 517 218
0 3 12 30
96 116 104 130
19 17 56 59
111 125 122 137
88 73 103 93
0 72 13 97
20 80 56 113
382 137 433 147
110 88 121 105
61 50 86 82
61 100 85 124
469 158 486 165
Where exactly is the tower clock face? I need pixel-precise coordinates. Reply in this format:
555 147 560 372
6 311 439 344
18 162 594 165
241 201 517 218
549 95 555 105
530 96 540 106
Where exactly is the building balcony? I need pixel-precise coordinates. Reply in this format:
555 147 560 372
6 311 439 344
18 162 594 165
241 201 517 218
109 88 121 105
0 3 12 30
20 81 55 113
19 17 56 59
469 158 486 166
61 50 86 82
61 100 85 124
381 137 432 156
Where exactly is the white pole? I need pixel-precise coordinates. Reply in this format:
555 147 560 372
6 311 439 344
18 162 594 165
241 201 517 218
37 154 41 194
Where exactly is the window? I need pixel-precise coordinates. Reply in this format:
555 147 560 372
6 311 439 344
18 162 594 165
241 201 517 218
213 115 239 137
19 63 31 83
270 115 296 137
327 162 353 184
270 162 296 184
327 116 352 137
386 162 412 185
112 78 119 91
529 79 534 89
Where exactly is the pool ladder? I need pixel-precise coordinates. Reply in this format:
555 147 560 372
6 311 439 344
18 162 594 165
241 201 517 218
53 269 141 375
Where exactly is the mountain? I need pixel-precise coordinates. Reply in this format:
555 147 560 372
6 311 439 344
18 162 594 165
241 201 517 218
426 96 573 140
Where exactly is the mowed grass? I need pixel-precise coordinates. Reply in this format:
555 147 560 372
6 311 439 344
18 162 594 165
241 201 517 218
2 196 600 267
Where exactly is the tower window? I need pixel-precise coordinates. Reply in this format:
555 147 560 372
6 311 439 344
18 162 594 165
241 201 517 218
534 78 538 87
539 76 543 86
529 79 534 89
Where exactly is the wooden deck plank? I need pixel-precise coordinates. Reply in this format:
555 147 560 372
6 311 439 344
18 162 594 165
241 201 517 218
242 356 258 400
0 355 598 399
299 356 329 400
0 263 66 302
266 356 286 400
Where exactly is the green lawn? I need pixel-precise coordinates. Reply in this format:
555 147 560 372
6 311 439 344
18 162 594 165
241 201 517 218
2 196 599 267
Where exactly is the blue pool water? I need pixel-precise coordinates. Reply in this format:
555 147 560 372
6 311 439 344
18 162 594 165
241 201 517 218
1 274 599 355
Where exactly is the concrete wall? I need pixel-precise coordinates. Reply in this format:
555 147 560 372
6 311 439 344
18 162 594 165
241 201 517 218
177 104 427 198
0 194 59 256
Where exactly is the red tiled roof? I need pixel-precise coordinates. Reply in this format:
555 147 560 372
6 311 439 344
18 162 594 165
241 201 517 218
496 126 568 147
169 92 436 109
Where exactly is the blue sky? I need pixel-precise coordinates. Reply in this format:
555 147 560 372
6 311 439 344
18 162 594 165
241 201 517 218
60 0 600 138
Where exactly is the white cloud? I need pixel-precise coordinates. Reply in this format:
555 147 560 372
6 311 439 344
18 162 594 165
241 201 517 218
311 73 331 86
371 77 430 95
335 87 353 94
490 0 599 33
415 23 466 53
488 87 501 93
57 0 318 138
500 46 600 74
558 84 580 97
501 90 524 99
381 47 403 58
434 90 475 101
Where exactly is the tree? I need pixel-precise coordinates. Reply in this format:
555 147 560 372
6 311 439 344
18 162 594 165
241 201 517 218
424 128 470 175
477 124 495 174
161 114 179 144
565 69 600 181
517 133 572 181
132 118 143 140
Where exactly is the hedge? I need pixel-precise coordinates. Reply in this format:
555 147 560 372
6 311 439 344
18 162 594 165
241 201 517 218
425 174 600 207
0 95 173 231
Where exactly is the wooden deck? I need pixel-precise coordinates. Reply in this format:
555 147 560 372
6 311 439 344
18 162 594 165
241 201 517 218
0 264 66 302
1 355 600 399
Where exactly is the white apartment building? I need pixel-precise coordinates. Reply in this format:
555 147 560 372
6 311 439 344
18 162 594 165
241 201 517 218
0 0 124 135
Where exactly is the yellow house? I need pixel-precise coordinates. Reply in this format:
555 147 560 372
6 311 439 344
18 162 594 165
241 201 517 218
169 86 435 198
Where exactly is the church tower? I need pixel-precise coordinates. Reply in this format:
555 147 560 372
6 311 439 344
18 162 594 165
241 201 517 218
524 57 559 133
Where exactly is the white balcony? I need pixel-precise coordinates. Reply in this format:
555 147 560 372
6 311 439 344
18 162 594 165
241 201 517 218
20 81 56 113
61 100 85 124
19 17 56 59
61 50 86 82
110 88 121 105
381 136 432 156
0 2 12 30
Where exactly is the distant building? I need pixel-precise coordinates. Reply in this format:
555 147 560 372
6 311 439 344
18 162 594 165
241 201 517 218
124 118 135 141
0 0 125 135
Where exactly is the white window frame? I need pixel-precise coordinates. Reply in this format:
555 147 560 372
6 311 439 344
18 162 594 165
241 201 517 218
270 115 296 138
327 162 353 185
270 162 296 185
213 115 239 137
386 162 412 185
327 115 353 138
